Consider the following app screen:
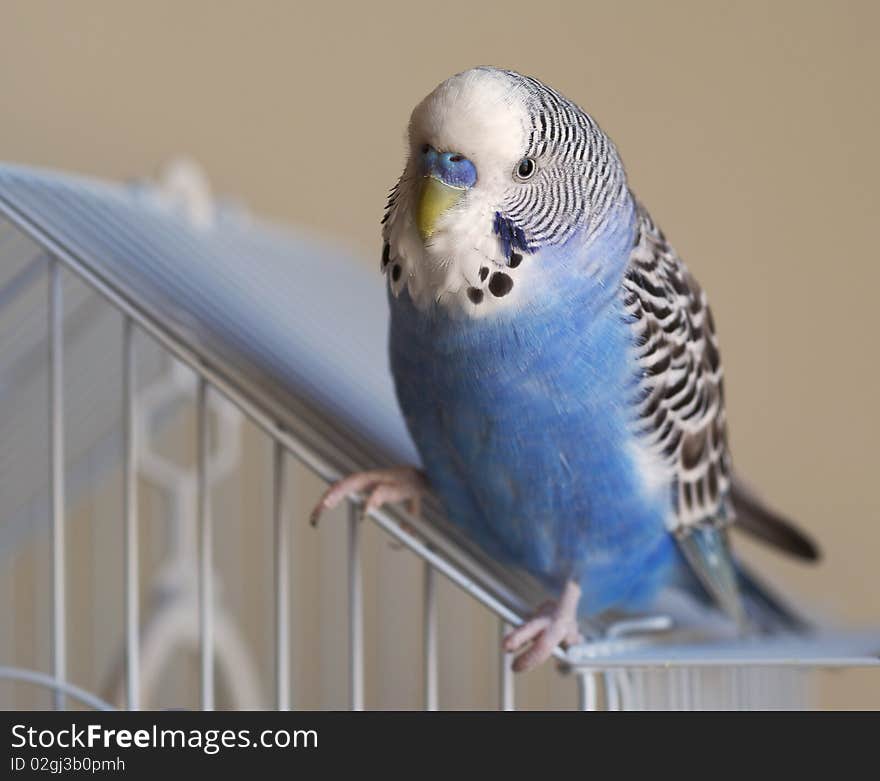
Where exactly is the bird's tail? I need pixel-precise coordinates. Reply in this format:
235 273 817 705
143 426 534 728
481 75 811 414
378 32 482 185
730 473 821 562
736 561 812 635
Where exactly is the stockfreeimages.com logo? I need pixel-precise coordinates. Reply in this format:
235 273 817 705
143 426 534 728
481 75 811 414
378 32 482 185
11 724 318 755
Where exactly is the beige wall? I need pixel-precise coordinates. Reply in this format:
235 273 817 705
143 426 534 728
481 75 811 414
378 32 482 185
1 1 878 707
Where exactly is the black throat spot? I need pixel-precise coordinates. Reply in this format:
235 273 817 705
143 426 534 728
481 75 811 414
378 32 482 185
488 272 514 298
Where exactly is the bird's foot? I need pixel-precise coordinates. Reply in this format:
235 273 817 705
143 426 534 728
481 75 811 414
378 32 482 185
309 466 428 527
504 580 583 673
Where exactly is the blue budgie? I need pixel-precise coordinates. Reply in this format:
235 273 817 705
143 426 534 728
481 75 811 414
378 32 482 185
312 67 819 672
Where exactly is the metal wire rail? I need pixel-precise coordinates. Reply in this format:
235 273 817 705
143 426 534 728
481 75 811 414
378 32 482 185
0 163 877 711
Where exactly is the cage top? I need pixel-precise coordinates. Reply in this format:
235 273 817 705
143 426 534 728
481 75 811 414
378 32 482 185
0 161 554 619
0 162 421 469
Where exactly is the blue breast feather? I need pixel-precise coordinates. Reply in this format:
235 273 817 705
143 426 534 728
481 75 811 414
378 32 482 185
389 204 682 616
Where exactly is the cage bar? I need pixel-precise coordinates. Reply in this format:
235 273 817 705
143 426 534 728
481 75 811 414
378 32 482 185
48 257 66 710
122 316 140 710
273 440 291 711
499 620 514 711
423 563 438 711
197 377 214 710
348 501 364 711
577 671 599 711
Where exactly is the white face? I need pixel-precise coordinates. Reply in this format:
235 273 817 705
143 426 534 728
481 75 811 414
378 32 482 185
383 69 536 318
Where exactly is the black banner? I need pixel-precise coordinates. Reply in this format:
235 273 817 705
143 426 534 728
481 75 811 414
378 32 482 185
0 710 873 777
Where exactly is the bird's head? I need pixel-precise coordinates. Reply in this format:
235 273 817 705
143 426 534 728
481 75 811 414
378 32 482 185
382 67 630 318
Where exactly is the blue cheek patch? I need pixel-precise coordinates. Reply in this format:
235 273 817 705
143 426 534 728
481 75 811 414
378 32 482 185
493 212 534 260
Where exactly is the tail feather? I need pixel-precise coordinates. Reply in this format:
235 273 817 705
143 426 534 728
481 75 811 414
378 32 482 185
736 561 812 634
730 474 821 562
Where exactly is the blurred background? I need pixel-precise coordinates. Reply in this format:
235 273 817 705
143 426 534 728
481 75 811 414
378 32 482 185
0 0 877 708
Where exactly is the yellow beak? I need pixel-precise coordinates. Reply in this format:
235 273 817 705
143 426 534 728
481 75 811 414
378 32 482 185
416 176 466 241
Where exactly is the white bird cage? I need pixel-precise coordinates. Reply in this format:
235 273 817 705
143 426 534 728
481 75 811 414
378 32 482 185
0 162 877 711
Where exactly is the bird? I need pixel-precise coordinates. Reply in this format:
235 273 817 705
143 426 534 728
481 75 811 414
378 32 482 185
311 67 820 673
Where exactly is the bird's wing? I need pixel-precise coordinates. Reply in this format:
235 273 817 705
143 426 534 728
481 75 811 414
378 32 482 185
623 202 732 530
623 202 743 619
622 202 821 622
623 201 821 545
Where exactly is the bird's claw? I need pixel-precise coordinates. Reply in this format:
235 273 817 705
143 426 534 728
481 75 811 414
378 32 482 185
310 466 427 528
503 582 583 673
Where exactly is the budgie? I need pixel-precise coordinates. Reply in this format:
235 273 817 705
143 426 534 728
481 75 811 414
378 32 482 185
312 67 819 672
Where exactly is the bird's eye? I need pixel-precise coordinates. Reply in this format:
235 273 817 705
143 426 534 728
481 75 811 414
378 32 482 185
421 143 431 154
514 157 536 181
